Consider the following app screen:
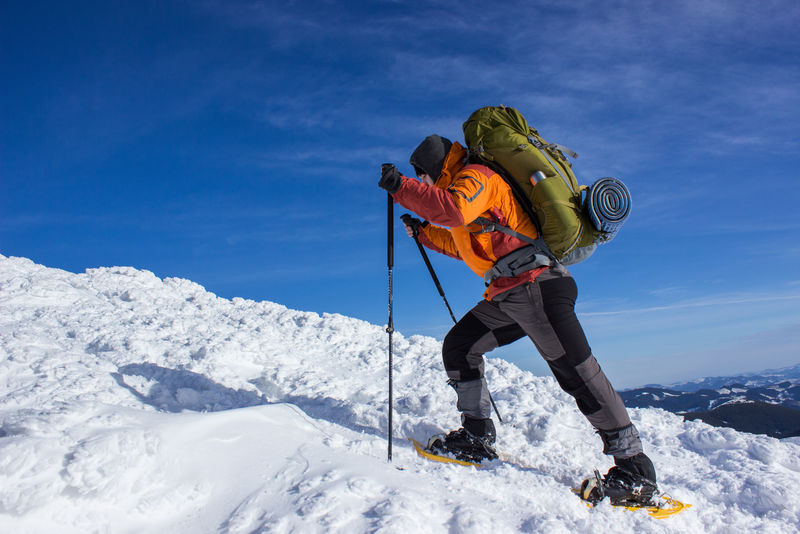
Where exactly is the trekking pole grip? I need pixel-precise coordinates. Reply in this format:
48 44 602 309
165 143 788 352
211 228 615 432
400 213 419 237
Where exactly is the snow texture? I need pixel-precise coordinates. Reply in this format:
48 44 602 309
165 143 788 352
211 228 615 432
1 254 798 533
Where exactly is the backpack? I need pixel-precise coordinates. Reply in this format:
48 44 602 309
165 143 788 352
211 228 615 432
462 105 631 265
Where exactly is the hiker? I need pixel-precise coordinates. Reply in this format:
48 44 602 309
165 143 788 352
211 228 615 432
379 134 658 500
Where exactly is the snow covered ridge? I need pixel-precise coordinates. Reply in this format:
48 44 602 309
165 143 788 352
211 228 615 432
620 372 800 439
622 382 800 413
1 254 800 533
620 382 800 434
658 365 800 392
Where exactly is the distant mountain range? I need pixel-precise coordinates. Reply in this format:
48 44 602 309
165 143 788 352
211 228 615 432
621 364 800 438
642 363 800 392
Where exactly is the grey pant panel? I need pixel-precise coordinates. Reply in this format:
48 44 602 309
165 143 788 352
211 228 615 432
451 377 493 420
599 424 643 459
575 355 632 430
494 283 567 361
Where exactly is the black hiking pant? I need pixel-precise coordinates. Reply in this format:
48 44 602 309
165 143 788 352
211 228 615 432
442 268 642 458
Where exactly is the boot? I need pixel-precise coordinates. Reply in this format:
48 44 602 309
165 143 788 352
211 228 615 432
427 417 498 463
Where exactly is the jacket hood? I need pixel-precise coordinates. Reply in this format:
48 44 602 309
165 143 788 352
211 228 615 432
434 142 468 190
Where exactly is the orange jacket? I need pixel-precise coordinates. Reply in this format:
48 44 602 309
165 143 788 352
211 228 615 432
393 142 547 300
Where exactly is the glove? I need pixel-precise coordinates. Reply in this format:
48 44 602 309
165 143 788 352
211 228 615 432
400 214 423 237
379 163 403 194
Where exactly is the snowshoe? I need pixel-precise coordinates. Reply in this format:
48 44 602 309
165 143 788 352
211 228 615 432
576 467 691 518
426 427 499 464
579 466 659 507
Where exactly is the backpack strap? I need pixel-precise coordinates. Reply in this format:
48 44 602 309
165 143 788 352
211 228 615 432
471 216 546 250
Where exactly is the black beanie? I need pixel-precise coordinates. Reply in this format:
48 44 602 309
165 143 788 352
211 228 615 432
409 134 453 182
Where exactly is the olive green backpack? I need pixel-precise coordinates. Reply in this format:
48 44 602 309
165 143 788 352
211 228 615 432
463 105 629 265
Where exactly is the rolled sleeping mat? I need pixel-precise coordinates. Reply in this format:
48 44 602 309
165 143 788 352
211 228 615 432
587 177 631 235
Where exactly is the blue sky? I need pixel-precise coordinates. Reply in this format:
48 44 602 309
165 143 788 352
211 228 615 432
2 0 799 388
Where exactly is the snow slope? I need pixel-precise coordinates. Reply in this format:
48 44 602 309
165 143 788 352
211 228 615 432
1 254 798 533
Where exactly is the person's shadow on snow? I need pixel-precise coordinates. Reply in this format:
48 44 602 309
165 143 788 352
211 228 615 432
112 363 267 413
111 363 384 437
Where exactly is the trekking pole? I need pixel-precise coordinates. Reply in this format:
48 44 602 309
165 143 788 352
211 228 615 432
386 191 395 462
401 214 504 423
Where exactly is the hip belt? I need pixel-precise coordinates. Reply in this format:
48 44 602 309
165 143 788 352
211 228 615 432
483 245 554 285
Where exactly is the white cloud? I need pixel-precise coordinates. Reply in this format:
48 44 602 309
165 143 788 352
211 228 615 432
579 293 800 318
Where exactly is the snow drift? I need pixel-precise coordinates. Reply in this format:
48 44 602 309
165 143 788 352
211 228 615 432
1 254 798 533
